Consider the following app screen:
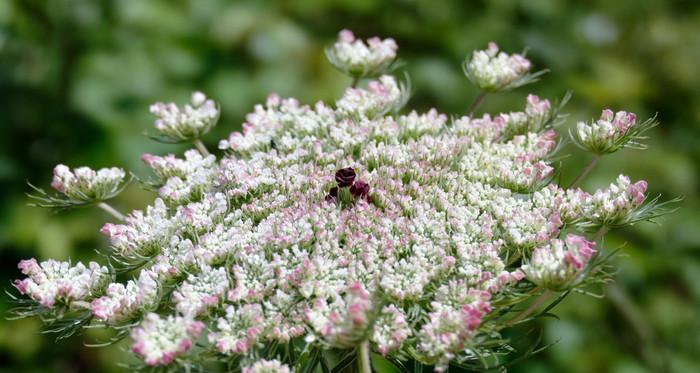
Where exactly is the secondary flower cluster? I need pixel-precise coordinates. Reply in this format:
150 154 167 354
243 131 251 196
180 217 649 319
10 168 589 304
150 91 219 142
522 234 597 290
13 32 664 372
326 29 398 78
463 42 535 91
13 259 110 308
50 165 126 202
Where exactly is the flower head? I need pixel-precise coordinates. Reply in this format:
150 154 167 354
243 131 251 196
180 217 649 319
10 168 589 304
150 91 219 142
571 109 657 154
335 167 356 187
242 359 292 373
13 259 110 309
326 29 398 78
131 313 204 366
522 234 597 290
463 42 537 91
50 165 126 202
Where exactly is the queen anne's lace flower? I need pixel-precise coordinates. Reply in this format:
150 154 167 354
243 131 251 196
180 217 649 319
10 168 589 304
172 265 229 317
150 91 219 142
336 75 409 119
326 29 398 78
131 313 204 366
13 259 110 308
571 109 656 154
583 174 648 226
463 42 533 91
242 359 292 373
13 30 668 372
50 165 126 201
522 234 597 290
91 270 159 325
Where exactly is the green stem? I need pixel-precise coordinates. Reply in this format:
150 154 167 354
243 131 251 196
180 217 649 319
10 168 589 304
592 225 609 242
351 76 360 89
193 139 210 157
97 202 125 221
568 155 600 188
507 290 553 326
467 91 487 117
358 340 372 373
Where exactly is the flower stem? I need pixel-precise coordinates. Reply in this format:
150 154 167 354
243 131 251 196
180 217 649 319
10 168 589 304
358 340 372 373
351 76 360 89
568 155 600 188
193 139 210 157
97 202 125 221
592 225 609 242
467 91 487 117
507 290 553 326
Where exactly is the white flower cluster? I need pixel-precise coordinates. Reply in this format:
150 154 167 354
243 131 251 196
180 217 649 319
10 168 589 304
13 259 110 308
572 109 642 154
131 313 205 366
336 75 409 119
242 359 292 373
150 91 219 142
583 174 648 226
326 29 398 78
463 42 533 91
91 270 159 325
50 165 126 202
14 32 663 371
172 265 229 317
522 234 597 290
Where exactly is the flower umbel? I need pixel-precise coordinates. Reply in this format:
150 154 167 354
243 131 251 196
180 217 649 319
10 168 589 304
12 29 676 372
463 42 546 92
149 91 219 143
522 234 597 290
571 109 658 154
326 29 398 79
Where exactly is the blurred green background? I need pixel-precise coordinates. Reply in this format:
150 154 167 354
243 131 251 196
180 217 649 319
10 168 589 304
1 0 699 372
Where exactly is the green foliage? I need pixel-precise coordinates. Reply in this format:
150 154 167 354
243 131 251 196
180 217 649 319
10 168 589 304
1 0 699 372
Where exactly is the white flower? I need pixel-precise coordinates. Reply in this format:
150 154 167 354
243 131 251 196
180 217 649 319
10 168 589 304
131 313 204 366
172 265 229 317
463 42 533 91
242 359 292 373
150 91 219 142
326 29 398 78
91 270 160 325
521 234 597 290
14 32 667 370
583 174 648 226
50 165 126 201
13 259 110 308
371 305 411 355
336 75 409 119
305 282 373 349
571 109 656 154
209 304 266 355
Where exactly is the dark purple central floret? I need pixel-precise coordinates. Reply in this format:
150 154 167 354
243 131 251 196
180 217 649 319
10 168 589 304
335 167 356 187
350 180 370 199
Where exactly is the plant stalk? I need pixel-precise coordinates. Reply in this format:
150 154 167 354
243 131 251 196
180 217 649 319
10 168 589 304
467 91 487 117
507 290 553 326
351 76 360 89
569 155 600 188
193 139 210 157
358 340 372 373
97 202 125 221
